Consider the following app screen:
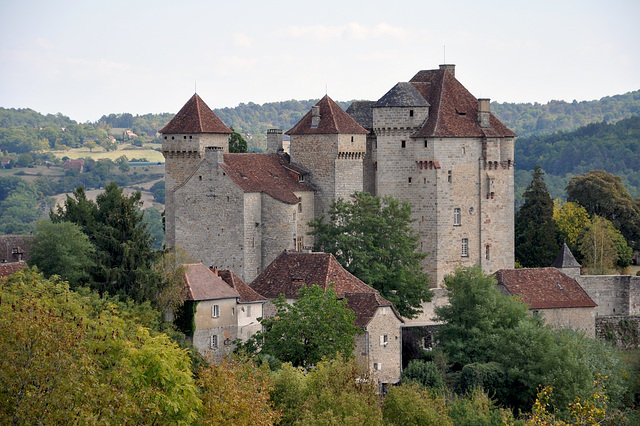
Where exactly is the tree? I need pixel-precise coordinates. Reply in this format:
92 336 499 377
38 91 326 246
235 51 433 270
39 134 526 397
309 191 432 318
241 285 359 368
197 357 281 425
28 220 95 288
51 183 163 305
567 170 640 249
579 216 630 274
83 140 97 152
229 126 248 153
400 360 445 390
553 200 591 253
515 165 561 267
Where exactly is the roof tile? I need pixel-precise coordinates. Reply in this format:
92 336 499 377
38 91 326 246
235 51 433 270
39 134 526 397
183 263 240 301
287 95 368 135
218 269 266 303
160 94 233 134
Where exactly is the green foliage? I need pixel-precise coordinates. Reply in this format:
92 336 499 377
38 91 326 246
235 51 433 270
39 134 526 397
228 126 248 153
28 220 95 288
150 179 165 203
0 267 200 424
515 166 561 267
401 360 445 390
271 357 383 425
241 284 359 368
51 183 167 307
143 206 165 249
567 170 640 249
459 362 506 398
196 356 281 425
310 191 432 318
435 266 629 414
383 383 453 426
553 200 591 253
579 216 631 274
0 176 42 234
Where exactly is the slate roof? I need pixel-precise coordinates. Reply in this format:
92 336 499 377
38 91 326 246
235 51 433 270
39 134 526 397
552 243 581 269
183 263 240 301
346 100 375 131
250 250 377 299
0 262 26 278
344 292 403 327
494 267 597 310
218 269 266 303
220 153 314 204
375 82 430 108
287 95 368 135
408 68 517 138
160 94 233 134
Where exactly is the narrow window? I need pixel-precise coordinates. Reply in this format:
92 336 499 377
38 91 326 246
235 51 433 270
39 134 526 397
462 147 466 155
408 177 412 184
461 239 469 257
298 197 302 212
231 307 235 316
351 136 354 142
211 304 220 318
210 335 218 348
423 178 426 184
486 245 490 260
453 208 461 226
447 170 452 183
246 305 252 317
226 196 230 202
401 140 406 148
424 140 428 148
409 110 414 117
198 175 202 181
380 334 389 346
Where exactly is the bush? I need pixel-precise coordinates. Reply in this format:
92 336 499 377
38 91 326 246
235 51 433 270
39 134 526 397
400 360 445 390
460 362 506 398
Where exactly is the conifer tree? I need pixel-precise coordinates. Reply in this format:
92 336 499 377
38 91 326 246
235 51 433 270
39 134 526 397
515 165 561 267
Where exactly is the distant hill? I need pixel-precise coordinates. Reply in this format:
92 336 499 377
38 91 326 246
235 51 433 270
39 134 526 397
513 115 640 204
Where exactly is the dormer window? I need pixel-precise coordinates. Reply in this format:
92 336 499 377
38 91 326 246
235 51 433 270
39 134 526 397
298 174 305 182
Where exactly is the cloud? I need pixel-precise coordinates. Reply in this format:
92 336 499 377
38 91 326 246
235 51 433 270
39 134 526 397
233 33 252 48
283 22 407 42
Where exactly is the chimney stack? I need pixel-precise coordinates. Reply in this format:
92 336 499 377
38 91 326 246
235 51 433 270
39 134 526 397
478 98 491 128
266 128 283 153
311 106 320 128
439 64 456 77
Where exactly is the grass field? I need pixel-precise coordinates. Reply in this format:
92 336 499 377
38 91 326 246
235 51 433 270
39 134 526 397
51 143 164 163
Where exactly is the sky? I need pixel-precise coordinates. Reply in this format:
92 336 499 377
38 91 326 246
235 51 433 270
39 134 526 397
1 0 639 123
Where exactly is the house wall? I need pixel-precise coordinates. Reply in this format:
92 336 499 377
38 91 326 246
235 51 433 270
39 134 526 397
536 307 595 337
237 302 263 341
363 307 403 385
193 298 238 359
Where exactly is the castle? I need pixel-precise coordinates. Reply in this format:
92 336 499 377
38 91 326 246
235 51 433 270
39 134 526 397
161 64 517 286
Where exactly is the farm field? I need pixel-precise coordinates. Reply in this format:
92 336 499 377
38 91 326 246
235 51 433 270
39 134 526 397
50 143 164 163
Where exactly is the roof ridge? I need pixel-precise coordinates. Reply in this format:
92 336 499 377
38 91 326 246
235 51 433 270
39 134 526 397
431 70 446 135
195 94 203 132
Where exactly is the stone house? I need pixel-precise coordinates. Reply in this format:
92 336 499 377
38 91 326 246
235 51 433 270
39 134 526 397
494 267 597 336
162 65 516 288
250 250 404 388
182 263 265 359
63 158 84 173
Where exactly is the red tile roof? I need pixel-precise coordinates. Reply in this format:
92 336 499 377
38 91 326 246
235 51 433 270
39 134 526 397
0 234 33 263
287 95 369 135
183 263 240 301
160 94 233 134
217 269 266 303
220 153 314 204
494 267 597 310
0 262 26 278
250 250 377 299
408 68 517 139
344 292 403 327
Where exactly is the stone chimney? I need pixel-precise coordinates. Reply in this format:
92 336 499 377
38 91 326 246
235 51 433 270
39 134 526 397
439 64 455 77
311 106 320 128
478 98 491 128
266 128 283 153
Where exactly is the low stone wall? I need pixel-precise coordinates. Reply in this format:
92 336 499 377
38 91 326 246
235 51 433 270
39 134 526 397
595 316 640 350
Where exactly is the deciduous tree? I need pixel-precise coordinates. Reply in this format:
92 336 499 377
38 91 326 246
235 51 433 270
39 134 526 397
309 191 432 318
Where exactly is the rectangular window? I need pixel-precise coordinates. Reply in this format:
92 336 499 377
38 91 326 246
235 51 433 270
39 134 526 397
486 245 490 260
409 110 414 117
210 335 218 348
380 334 388 346
246 305 252 317
424 140 428 148
211 304 220 318
298 197 302 212
453 208 461 226
408 177 412 184
232 307 235 316
401 140 406 148
461 238 469 257
447 170 452 183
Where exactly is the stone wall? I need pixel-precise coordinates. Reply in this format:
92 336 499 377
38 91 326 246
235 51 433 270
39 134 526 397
596 315 640 349
578 275 640 316
537 307 595 337
363 307 403 385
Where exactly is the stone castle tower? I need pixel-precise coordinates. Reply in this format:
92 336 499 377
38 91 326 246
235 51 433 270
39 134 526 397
162 65 516 285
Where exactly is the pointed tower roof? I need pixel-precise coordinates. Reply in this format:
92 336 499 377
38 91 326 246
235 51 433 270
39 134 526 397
552 243 581 269
374 82 430 108
160 94 232 134
286 95 368 135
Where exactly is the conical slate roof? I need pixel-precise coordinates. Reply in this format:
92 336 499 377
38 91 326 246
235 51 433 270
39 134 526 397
374 82 430 108
160 94 232 134
552 243 581 269
286 95 368 135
